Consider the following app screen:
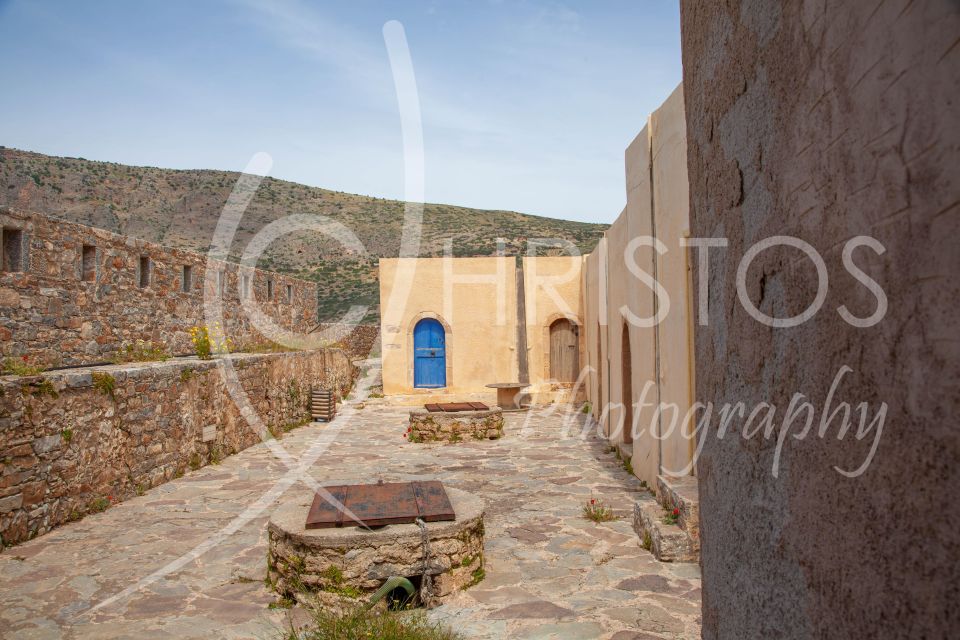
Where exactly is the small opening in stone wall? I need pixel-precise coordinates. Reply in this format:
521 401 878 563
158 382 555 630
241 274 251 299
267 278 274 300
387 575 422 610
138 255 151 288
182 265 192 292
216 270 225 297
81 244 96 282
285 283 293 304
1 227 24 273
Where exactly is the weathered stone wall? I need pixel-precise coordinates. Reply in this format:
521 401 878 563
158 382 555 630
407 408 504 443
314 322 379 359
0 207 318 367
680 1 959 638
268 487 485 609
0 348 353 546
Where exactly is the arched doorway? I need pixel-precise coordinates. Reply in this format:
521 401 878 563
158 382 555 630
621 322 633 444
549 318 579 382
413 318 446 388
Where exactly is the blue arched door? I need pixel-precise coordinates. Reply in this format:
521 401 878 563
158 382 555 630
414 318 446 388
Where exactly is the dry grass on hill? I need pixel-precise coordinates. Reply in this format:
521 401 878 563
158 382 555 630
0 147 606 322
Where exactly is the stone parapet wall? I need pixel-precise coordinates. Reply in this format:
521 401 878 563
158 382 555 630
0 348 353 547
0 207 318 367
407 408 504 443
314 323 379 359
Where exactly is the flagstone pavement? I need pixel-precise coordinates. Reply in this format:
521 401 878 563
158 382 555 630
0 360 700 639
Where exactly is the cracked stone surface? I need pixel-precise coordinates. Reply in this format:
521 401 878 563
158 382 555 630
0 360 700 639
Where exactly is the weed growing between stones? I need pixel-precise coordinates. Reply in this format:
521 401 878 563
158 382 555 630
319 564 363 599
468 566 485 587
662 508 680 526
88 496 111 513
190 322 231 360
269 596 296 610
1 356 43 376
188 452 202 471
179 368 194 382
583 497 618 522
280 599 462 640
112 339 170 364
21 378 58 401
61 428 73 443
582 401 591 414
642 531 653 551
91 372 116 400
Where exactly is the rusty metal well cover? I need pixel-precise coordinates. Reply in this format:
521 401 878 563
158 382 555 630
305 480 455 529
424 402 489 412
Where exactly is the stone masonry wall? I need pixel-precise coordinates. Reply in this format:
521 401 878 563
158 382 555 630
407 408 505 443
0 207 319 367
314 322 379 359
680 2 959 638
0 348 353 547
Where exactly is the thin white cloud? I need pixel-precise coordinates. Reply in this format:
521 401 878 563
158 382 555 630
230 0 506 136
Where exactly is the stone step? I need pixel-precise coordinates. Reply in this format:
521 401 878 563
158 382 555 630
632 498 698 563
656 474 699 548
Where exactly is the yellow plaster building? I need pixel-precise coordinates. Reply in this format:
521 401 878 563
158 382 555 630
378 83 696 491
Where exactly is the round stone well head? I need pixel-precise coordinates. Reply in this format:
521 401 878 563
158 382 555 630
407 406 505 443
267 486 484 610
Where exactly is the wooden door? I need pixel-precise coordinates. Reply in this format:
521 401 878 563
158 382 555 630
549 319 579 382
413 319 446 388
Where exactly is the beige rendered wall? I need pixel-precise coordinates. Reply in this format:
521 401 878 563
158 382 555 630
620 125 660 487
582 243 605 421
681 2 959 637
650 85 696 478
522 256 585 403
580 88 695 489
379 257 517 398
601 212 630 449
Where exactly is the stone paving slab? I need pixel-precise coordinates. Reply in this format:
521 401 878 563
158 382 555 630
0 361 700 639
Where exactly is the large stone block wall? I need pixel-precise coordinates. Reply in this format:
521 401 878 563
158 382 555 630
680 1 958 638
314 322 379 359
0 348 353 547
0 207 318 367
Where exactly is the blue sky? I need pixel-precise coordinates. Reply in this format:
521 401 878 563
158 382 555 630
0 1 682 223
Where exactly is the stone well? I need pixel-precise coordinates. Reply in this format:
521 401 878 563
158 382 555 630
267 487 485 609
407 407 504 443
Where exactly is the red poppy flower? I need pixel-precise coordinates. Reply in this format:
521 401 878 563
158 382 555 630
672 508 679 516
590 499 596 505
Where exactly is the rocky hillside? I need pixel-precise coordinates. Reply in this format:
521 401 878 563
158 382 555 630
0 148 606 322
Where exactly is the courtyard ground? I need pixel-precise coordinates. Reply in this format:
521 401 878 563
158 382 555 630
0 360 700 639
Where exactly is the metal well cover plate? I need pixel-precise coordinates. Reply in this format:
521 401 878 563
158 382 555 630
424 402 489 412
305 480 456 529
